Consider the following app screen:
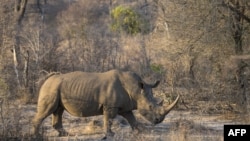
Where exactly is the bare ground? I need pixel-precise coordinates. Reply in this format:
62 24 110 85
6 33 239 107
1 103 247 141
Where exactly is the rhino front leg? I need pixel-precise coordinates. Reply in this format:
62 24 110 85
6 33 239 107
120 111 144 134
103 106 118 138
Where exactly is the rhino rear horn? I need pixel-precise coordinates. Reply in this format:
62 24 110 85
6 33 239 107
154 97 163 106
162 95 180 115
151 80 160 88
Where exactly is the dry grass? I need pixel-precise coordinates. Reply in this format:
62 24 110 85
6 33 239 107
0 99 242 141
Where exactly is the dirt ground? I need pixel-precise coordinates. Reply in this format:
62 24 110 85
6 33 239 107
1 103 248 141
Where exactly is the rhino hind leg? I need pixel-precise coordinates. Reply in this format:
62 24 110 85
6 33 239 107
52 106 68 136
32 96 59 135
32 105 57 136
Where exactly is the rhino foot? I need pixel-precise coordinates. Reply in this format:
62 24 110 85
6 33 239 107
133 123 148 134
58 130 69 137
102 131 115 140
106 131 115 137
29 134 45 141
101 136 108 140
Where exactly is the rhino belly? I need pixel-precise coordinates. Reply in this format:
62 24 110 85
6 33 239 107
61 99 103 117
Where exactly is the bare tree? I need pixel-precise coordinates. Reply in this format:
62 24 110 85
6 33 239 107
13 0 28 88
219 0 250 109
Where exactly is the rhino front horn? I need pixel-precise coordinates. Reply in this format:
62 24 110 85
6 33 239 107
162 95 180 115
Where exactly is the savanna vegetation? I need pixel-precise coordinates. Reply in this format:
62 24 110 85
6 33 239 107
0 0 249 140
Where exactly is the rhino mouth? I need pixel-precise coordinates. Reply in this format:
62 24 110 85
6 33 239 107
138 109 165 125
153 116 165 124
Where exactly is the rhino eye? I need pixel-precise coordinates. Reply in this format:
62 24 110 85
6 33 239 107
149 104 153 110
149 105 152 109
155 118 159 123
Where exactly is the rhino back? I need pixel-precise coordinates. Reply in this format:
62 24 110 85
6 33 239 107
59 71 133 116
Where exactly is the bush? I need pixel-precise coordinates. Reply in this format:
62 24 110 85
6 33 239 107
111 6 144 35
150 63 164 74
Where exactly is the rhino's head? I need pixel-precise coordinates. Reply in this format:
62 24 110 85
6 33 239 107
136 81 180 125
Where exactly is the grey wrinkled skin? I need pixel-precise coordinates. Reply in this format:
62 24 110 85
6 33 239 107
32 69 179 138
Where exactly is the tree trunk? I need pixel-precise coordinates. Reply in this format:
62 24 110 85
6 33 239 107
23 50 29 88
13 0 28 88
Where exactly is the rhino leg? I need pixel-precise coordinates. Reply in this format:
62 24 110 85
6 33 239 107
52 106 68 136
120 111 143 133
103 106 118 138
32 102 58 135
32 94 59 135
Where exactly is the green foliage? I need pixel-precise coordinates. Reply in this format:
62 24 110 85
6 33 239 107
150 63 164 74
111 6 145 35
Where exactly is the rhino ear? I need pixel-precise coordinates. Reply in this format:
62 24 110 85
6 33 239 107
151 80 160 88
138 81 144 89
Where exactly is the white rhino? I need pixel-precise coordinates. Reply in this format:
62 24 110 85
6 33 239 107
32 69 179 138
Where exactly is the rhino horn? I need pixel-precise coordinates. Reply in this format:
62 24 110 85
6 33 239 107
162 95 180 115
154 97 163 106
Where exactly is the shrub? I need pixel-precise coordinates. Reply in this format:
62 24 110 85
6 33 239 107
150 63 164 74
111 6 143 35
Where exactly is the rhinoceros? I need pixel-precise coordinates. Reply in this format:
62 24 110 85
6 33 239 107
32 69 179 137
